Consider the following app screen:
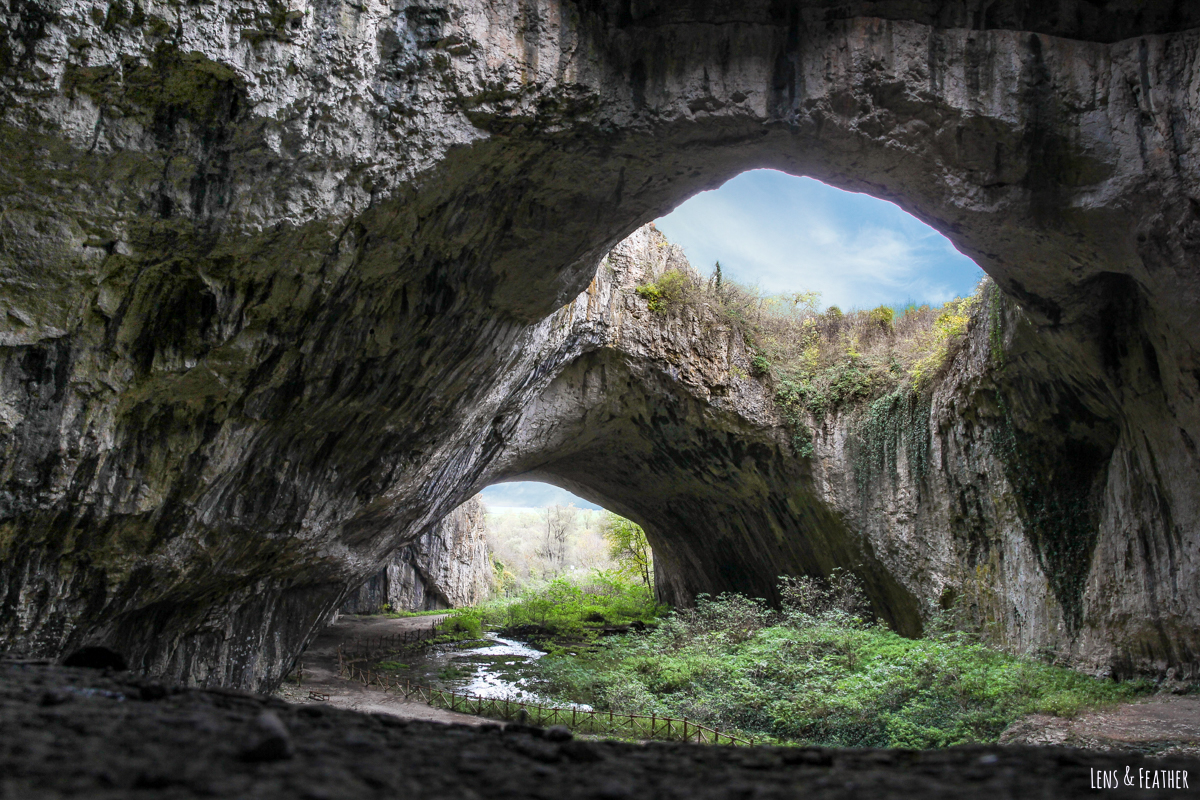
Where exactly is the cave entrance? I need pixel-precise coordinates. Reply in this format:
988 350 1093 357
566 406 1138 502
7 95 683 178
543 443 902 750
481 170 994 635
480 480 657 601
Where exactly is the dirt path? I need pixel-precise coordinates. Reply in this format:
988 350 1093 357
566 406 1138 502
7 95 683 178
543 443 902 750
1001 694 1200 757
274 614 487 726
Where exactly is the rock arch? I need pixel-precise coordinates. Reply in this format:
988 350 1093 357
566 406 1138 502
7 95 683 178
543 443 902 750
0 1 1197 688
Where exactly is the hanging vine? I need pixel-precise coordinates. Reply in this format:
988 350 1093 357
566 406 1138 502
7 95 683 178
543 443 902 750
851 389 932 497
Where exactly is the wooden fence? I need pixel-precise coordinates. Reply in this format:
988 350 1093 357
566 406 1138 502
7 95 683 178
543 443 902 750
337 621 442 661
335 657 754 746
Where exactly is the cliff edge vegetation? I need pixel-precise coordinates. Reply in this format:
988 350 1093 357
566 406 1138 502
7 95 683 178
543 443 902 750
635 248 983 460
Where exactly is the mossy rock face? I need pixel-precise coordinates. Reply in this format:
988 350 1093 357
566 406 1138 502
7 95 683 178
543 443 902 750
64 44 244 132
1 0 1200 694
992 390 1116 632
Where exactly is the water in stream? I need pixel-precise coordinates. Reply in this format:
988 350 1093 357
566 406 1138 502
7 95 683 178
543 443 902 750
384 632 591 709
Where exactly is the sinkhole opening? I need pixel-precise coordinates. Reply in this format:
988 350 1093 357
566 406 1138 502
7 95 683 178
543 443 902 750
655 168 985 314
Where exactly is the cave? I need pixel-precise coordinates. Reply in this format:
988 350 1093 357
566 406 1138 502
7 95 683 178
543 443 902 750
0 0 1197 708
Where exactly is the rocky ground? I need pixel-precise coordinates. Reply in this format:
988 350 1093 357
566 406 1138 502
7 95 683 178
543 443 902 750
2 659 1197 800
1001 695 1200 758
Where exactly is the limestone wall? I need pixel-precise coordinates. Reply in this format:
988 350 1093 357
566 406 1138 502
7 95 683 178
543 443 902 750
0 0 1197 690
341 496 491 613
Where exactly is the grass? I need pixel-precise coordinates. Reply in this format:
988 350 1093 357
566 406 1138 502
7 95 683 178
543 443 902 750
379 608 453 618
479 570 664 646
525 580 1154 748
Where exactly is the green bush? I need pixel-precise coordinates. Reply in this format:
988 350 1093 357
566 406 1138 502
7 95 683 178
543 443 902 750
526 579 1152 747
636 269 698 314
479 571 663 641
437 608 484 639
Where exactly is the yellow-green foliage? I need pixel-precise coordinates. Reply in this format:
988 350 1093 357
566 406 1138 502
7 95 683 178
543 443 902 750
868 305 895 332
600 513 653 589
633 260 987 454
713 278 987 433
908 294 982 386
635 269 696 314
746 287 983 398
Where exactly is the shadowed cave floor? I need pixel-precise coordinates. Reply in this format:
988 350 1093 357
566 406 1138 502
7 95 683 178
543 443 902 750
272 612 489 726
2 662 1197 799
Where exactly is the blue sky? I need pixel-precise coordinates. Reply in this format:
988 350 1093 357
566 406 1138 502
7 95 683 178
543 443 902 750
654 169 984 310
484 171 984 511
480 481 602 512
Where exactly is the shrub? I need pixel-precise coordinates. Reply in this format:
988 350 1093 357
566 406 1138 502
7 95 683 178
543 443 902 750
778 569 872 623
636 269 698 314
479 570 663 641
438 608 484 639
527 580 1152 747
868 305 895 332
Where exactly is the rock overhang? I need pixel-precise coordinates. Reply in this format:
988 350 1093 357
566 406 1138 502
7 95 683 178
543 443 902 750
0 1 1196 689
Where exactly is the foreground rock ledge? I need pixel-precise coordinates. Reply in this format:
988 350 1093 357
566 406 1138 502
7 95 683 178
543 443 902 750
2 663 1196 799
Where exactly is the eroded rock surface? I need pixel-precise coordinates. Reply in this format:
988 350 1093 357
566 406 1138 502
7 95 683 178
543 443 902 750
0 0 1198 690
340 495 490 612
489 226 1200 680
4 661 1198 800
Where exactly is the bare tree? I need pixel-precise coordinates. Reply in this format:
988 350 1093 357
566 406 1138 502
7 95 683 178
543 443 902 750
536 504 578 576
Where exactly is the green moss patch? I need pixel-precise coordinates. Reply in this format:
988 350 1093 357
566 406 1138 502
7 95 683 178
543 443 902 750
64 43 244 130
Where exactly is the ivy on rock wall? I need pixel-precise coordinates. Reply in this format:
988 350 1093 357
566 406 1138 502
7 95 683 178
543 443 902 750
852 389 932 498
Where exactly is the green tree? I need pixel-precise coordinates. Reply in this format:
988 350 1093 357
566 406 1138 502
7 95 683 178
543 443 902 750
601 512 654 589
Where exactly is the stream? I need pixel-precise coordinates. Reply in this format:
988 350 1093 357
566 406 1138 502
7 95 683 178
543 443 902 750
385 632 591 709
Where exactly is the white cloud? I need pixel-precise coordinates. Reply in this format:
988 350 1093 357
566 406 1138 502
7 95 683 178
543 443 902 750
480 481 602 511
655 170 982 310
